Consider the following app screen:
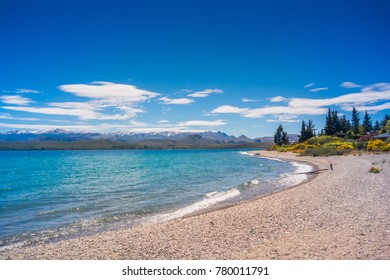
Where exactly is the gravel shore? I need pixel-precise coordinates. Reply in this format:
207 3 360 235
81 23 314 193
1 151 390 259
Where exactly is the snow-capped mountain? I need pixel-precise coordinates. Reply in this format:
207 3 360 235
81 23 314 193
0 129 258 143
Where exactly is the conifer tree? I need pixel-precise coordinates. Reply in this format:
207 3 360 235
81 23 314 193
324 108 333 135
351 107 360 135
299 120 306 143
362 111 373 133
299 119 315 143
373 120 381 132
339 115 350 134
331 110 340 135
306 119 315 139
274 124 288 145
381 114 390 128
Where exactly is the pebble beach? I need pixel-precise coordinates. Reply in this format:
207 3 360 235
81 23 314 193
1 151 390 260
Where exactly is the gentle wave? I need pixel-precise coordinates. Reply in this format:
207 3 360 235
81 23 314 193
150 188 241 223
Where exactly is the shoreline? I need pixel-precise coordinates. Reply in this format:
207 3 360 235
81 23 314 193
0 150 313 252
1 151 390 259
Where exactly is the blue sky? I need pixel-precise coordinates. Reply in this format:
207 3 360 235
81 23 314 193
0 0 389 137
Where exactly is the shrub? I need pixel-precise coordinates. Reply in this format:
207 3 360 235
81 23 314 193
337 143 354 150
301 145 346 157
367 139 384 151
369 166 380 173
306 136 341 145
356 141 367 150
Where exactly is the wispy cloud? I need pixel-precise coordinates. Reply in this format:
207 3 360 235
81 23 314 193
212 105 249 114
304 82 315 88
159 96 194 105
59 81 159 101
266 114 300 123
15 88 42 94
187 89 223 98
211 83 390 121
340 81 361 88
0 95 34 105
309 87 328 92
268 96 289 102
341 102 390 113
2 82 159 120
242 98 260 102
176 120 226 127
158 120 170 123
2 105 128 120
0 122 207 133
129 119 147 127
0 113 39 121
361 83 390 92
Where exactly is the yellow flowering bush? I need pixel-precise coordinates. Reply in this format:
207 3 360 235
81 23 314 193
337 143 354 150
367 139 384 151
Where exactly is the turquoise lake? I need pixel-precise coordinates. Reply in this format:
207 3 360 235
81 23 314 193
0 149 309 250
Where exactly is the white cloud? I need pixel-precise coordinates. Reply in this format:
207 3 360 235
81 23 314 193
361 83 390 92
304 82 315 88
180 89 193 93
0 95 34 105
57 81 159 118
242 98 260 102
212 105 249 114
159 96 194 105
2 105 128 120
340 81 361 88
59 81 159 102
268 96 289 102
211 83 390 120
288 88 390 108
0 122 206 133
158 120 170 123
176 120 226 127
0 113 39 121
187 89 223 98
15 88 42 94
341 102 390 113
48 102 96 110
1 82 161 121
129 119 147 127
309 87 328 92
266 114 300 123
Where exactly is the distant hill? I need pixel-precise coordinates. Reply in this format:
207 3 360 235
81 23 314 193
255 134 300 143
0 129 275 150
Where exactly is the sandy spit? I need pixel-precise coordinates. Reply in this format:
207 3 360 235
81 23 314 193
1 151 390 260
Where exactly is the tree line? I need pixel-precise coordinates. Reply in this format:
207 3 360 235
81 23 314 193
274 107 390 145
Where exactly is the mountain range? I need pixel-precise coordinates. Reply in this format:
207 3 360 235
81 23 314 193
0 129 299 150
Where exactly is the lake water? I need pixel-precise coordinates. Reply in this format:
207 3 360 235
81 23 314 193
0 149 311 250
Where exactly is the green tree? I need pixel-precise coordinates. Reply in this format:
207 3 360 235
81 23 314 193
274 124 288 145
373 120 381 132
324 108 333 135
385 120 390 134
299 119 315 143
299 120 306 143
339 115 351 134
362 111 373 133
380 114 390 131
331 110 340 134
351 107 360 135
